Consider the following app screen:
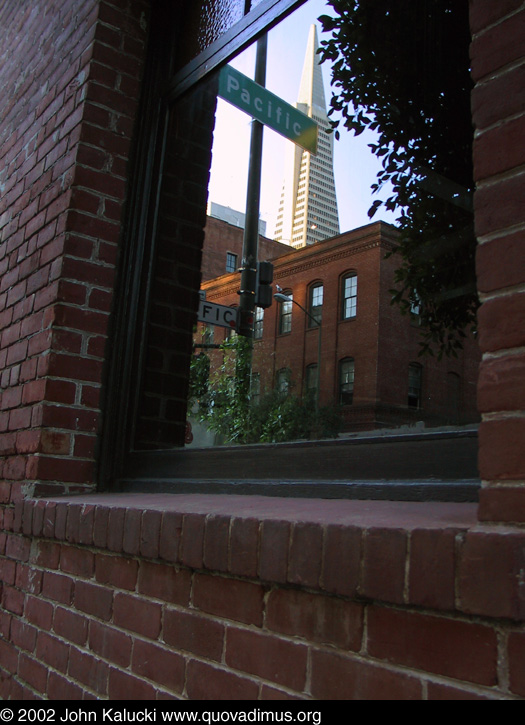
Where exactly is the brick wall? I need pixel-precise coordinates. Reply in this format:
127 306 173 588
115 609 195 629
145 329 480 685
0 0 524 704
1 495 523 700
470 0 525 522
202 222 480 430
0 0 148 500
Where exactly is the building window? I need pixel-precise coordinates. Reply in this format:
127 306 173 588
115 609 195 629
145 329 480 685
226 252 237 273
278 291 293 335
341 273 357 320
408 363 422 408
308 282 323 327
339 358 354 405
276 368 291 397
305 363 318 400
254 306 264 340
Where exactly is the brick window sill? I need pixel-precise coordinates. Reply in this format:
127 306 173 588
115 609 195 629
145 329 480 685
13 493 525 622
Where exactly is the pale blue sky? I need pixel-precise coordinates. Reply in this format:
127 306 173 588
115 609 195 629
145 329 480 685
207 0 397 238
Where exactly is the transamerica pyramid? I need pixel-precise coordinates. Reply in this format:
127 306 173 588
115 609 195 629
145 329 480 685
272 24 340 247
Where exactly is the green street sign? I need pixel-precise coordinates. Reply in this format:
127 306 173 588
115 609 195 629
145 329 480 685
218 65 318 154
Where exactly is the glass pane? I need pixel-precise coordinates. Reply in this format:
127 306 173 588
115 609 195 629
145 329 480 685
175 0 246 69
133 0 480 456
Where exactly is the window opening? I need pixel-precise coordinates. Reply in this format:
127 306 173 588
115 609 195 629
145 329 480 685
104 0 480 499
341 273 357 320
339 357 354 406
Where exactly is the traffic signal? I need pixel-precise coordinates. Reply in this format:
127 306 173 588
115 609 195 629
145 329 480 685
255 261 273 309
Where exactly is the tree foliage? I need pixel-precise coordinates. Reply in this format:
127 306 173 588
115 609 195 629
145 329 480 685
189 337 342 444
318 0 477 357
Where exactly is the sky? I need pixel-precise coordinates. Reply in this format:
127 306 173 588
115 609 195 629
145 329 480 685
207 0 398 239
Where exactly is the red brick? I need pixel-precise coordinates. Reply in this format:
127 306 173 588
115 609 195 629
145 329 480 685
31 539 60 569
288 521 323 588
68 647 109 695
10 619 37 653
267 588 363 650
60 544 94 579
367 606 498 686
203 514 230 572
321 523 361 597
458 531 525 619
225 628 307 692
106 506 125 552
47 671 84 700
408 528 456 610
478 354 525 413
25 595 53 630
259 519 290 584
53 607 88 646
472 64 525 133
137 560 191 605
18 653 48 694
88 621 132 669
508 631 525 697
95 553 138 591
193 573 265 626
477 232 525 294
122 507 141 555
15 562 42 595
131 640 185 693
36 631 70 673
478 293 525 353
180 513 205 569
2 585 25 615
310 649 422 700
469 0 523 35
229 517 259 578
42 570 74 605
478 486 525 524
74 581 113 621
113 592 162 638
186 660 260 701
139 509 162 559
107 668 157 701
479 419 525 481
159 511 182 562
164 609 225 661
427 682 495 700
360 527 407 604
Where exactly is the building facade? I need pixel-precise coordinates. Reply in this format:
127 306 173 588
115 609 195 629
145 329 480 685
0 0 524 702
202 221 480 431
272 24 340 247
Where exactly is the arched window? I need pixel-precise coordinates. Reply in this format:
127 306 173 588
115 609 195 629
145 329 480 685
308 282 323 327
341 273 357 320
408 363 422 408
339 358 355 405
278 291 293 335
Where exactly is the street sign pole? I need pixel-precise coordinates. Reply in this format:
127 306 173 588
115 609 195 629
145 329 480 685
238 34 267 341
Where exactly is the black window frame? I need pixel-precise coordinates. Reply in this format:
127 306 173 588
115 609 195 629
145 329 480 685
99 0 480 504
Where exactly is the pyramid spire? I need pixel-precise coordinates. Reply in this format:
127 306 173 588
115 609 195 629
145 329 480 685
272 24 339 247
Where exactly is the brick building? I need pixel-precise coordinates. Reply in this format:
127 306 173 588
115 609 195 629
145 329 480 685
0 0 524 703
201 220 480 431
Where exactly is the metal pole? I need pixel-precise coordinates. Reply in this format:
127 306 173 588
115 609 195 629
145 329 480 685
238 34 267 339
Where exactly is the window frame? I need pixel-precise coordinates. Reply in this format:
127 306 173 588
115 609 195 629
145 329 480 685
278 290 293 335
308 281 323 328
99 0 480 503
341 272 358 321
339 357 355 406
